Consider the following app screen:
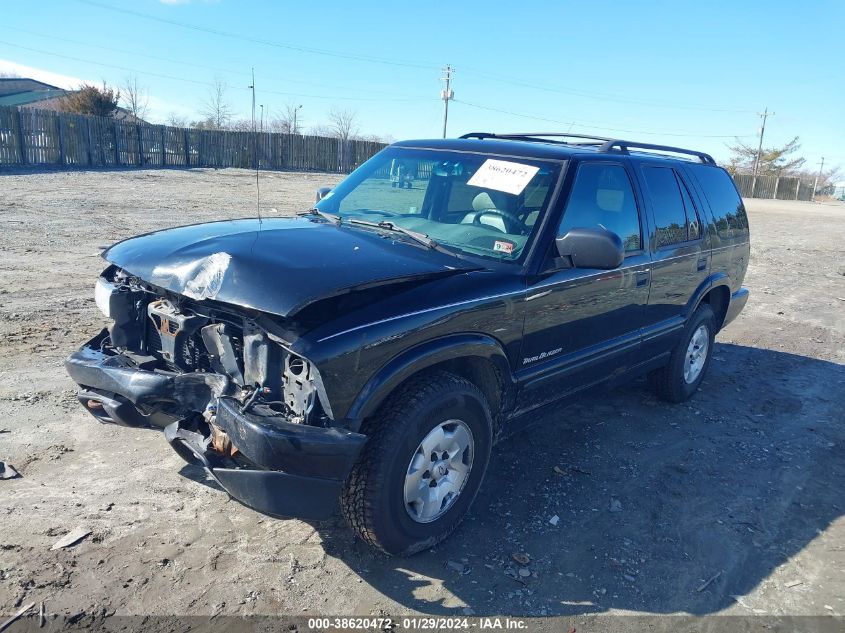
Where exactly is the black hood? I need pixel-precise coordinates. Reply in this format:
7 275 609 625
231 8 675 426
103 217 476 318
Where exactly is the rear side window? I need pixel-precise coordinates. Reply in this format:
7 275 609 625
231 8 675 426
641 166 699 247
689 165 749 239
677 176 701 240
558 163 641 252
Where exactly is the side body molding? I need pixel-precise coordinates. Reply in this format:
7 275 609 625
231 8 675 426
344 333 516 431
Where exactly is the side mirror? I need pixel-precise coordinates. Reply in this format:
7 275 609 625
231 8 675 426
315 186 332 203
555 227 624 270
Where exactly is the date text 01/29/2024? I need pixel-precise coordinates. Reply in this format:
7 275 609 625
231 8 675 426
306 617 528 629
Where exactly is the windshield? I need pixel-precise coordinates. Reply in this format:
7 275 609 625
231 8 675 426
315 148 563 262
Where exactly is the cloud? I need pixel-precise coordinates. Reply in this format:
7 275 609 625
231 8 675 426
159 0 191 4
0 59 91 89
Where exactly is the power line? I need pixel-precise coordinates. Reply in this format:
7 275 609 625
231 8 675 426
0 39 435 103
454 99 756 139
71 0 757 116
73 0 440 71
460 68 757 114
0 25 432 100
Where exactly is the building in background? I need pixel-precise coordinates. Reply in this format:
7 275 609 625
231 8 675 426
0 77 68 108
0 77 144 122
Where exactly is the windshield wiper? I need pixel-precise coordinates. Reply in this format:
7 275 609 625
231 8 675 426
298 207 341 225
347 218 437 249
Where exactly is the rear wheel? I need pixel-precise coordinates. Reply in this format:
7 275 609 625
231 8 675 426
648 303 716 403
341 370 492 556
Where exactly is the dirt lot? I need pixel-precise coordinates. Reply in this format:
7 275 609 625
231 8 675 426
1 169 844 622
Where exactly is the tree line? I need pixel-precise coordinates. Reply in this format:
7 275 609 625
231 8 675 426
725 136 839 189
33 75 393 144
9 71 837 187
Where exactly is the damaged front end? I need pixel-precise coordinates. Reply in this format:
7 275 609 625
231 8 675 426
65 266 366 520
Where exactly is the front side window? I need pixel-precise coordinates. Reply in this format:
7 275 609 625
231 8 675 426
558 163 642 252
642 166 699 247
317 148 562 262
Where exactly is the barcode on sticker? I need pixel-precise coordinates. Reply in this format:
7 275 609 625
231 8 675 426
494 240 514 254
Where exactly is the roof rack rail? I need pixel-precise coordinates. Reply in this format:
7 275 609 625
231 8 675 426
458 132 716 165
460 132 612 143
598 140 715 164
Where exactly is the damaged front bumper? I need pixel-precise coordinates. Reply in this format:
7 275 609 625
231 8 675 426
165 398 366 520
65 331 367 520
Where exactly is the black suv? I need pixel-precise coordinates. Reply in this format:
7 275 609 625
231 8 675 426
66 132 750 555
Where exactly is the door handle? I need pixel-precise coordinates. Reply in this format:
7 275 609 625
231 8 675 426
635 269 650 287
697 256 708 271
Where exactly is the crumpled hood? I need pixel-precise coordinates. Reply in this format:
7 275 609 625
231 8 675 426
103 217 475 318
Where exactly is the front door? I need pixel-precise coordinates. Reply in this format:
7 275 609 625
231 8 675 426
515 160 651 414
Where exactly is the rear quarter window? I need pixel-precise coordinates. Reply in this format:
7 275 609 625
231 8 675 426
688 165 749 239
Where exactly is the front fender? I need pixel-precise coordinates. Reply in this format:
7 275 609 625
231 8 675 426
344 333 515 431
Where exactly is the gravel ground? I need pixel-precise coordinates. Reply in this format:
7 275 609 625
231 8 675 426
0 168 843 624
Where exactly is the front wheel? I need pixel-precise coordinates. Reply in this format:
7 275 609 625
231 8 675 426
341 370 492 556
648 303 716 403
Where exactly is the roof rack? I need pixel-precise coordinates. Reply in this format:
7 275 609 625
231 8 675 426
459 131 716 165
460 132 612 143
598 139 715 164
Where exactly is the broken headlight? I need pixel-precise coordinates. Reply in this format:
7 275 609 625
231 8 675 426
282 353 317 421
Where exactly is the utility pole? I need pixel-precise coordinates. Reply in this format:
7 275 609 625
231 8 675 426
248 68 257 169
812 156 825 201
293 104 302 135
248 68 256 126
441 64 454 139
750 107 774 197
260 104 264 132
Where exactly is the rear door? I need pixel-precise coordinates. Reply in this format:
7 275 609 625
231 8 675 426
634 162 710 358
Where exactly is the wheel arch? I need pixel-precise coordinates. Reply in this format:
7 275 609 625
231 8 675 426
344 333 515 433
687 273 731 331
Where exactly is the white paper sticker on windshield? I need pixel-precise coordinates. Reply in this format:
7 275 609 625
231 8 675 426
467 159 540 195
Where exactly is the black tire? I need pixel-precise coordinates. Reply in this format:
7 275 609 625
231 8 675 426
340 370 493 556
648 303 717 403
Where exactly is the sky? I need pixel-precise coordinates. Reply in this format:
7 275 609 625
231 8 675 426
1 0 843 169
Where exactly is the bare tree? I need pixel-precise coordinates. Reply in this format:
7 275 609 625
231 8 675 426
357 132 395 144
227 118 256 132
266 103 303 134
267 116 292 134
0 71 22 78
165 112 190 127
309 124 334 138
327 107 359 141
121 74 149 121
795 164 842 189
201 78 234 130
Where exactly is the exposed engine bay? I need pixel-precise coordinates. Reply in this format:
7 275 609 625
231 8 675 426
93 265 327 428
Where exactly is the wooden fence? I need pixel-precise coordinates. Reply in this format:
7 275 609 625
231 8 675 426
0 106 386 173
732 171 815 201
